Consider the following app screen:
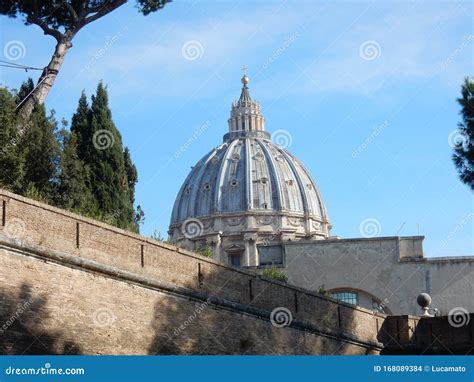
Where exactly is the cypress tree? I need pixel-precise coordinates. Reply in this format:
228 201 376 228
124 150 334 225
58 131 96 214
73 82 142 231
124 147 138 202
70 91 90 161
124 147 145 230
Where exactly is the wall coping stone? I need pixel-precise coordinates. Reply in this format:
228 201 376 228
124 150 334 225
259 236 425 246
399 256 474 263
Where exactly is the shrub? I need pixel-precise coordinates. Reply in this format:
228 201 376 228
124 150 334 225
198 245 213 258
262 266 288 283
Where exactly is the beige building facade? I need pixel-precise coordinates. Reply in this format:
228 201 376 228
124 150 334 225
258 236 474 315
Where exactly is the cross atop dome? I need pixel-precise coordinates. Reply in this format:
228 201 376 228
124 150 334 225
241 66 249 87
238 67 253 104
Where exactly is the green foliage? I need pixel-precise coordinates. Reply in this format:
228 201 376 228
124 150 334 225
134 205 145 228
452 77 474 190
149 230 171 243
197 245 213 258
70 91 90 160
68 82 143 232
137 0 170 15
57 130 96 214
0 81 144 234
21 105 61 201
262 266 288 283
317 285 330 296
0 1 171 30
124 147 138 203
0 88 23 191
23 183 50 204
0 83 60 201
16 77 34 105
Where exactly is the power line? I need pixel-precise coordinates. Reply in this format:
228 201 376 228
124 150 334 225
0 60 44 71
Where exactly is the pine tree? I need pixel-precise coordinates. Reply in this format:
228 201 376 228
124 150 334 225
452 77 474 190
0 88 24 191
0 1 170 120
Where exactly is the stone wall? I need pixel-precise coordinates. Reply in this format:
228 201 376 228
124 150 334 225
264 238 474 315
380 314 474 354
0 239 382 355
0 189 385 354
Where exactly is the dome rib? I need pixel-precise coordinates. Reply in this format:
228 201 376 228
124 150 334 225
244 138 252 211
256 139 283 211
213 143 229 213
279 147 311 217
191 150 217 218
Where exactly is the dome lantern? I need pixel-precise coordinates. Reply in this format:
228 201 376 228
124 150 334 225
226 71 268 142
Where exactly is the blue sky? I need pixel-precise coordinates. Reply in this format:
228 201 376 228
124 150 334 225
1 0 472 257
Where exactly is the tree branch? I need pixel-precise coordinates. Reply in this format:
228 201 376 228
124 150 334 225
78 0 89 20
82 0 127 27
61 0 79 24
27 14 64 42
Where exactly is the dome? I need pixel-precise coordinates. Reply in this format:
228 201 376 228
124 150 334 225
169 74 331 267
170 139 329 224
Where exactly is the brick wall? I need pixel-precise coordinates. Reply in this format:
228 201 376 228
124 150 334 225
0 189 386 354
0 244 381 355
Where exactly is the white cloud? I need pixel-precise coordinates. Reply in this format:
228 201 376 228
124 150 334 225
35 0 472 104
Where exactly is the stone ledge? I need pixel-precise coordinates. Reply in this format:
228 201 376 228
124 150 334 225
261 236 425 246
399 256 474 263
